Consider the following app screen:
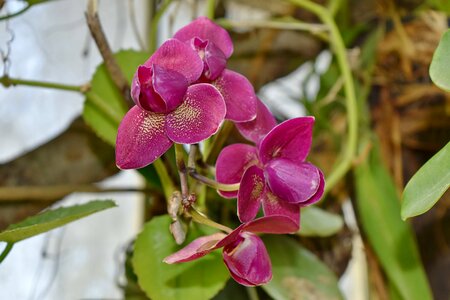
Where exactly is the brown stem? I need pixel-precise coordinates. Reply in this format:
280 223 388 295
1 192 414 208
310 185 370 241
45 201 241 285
85 0 132 106
0 185 158 202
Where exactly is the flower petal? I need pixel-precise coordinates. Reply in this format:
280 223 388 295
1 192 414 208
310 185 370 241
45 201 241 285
152 64 188 112
265 159 321 204
163 232 226 264
116 106 172 169
259 117 314 164
223 232 272 286
238 165 265 223
236 98 277 145
166 83 226 144
131 66 165 112
203 40 227 80
299 168 325 207
213 70 257 122
173 16 233 58
146 39 203 83
132 65 188 113
216 144 259 198
243 215 299 234
262 189 300 227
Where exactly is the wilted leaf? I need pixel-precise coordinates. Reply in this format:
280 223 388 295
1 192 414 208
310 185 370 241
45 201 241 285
401 141 450 220
0 200 116 243
132 215 229 300
299 206 344 237
262 235 343 300
355 144 432 300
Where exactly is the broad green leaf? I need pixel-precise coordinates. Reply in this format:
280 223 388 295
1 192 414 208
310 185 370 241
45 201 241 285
355 144 432 300
401 141 450 220
0 200 116 243
132 215 229 300
83 50 150 145
430 29 450 91
298 206 343 237
262 235 343 300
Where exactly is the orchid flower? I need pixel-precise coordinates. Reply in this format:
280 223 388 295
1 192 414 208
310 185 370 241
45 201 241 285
174 16 257 122
216 112 325 223
164 215 298 286
116 38 226 169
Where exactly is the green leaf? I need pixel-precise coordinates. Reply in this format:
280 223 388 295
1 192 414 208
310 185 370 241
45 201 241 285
132 215 229 300
401 141 450 220
354 143 432 300
26 0 53 5
430 29 450 91
262 235 343 300
83 50 150 145
298 206 344 237
0 200 116 243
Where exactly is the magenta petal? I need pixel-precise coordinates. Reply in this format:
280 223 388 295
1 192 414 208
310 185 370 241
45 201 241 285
132 66 165 112
116 106 172 169
166 83 226 144
163 232 226 264
299 168 325 207
152 64 188 112
236 98 277 144
243 215 299 234
203 41 227 80
265 159 321 204
238 165 265 223
213 70 257 122
259 117 315 164
262 189 300 227
146 39 203 83
223 232 272 286
216 224 246 249
173 16 233 58
216 144 259 198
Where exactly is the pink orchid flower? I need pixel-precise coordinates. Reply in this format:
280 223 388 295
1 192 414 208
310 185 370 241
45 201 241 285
164 216 298 286
116 38 226 169
216 108 325 224
174 16 257 122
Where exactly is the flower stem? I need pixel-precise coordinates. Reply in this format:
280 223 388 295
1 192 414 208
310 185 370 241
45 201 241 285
149 0 173 53
288 0 358 197
206 0 215 19
205 121 233 164
0 5 31 21
0 243 14 264
216 18 329 41
153 158 175 201
174 143 189 199
190 207 232 233
246 287 260 300
0 76 88 93
188 140 238 192
188 170 240 192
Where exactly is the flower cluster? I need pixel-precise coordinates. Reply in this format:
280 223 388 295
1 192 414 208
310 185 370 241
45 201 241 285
115 17 324 287
116 17 257 169
216 100 324 224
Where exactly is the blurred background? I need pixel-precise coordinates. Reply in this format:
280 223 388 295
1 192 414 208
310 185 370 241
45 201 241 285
0 0 449 299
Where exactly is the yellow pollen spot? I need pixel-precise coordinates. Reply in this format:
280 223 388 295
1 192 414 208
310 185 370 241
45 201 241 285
136 111 165 142
250 174 264 200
